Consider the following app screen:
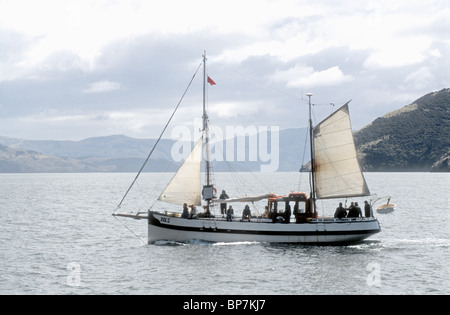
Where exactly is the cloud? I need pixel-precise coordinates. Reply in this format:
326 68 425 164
0 0 448 140
271 65 353 88
83 80 122 94
209 101 262 119
363 37 433 68
402 67 436 90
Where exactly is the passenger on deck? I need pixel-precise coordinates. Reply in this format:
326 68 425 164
203 205 211 218
334 202 347 219
189 205 198 219
242 205 251 222
284 203 291 223
271 205 279 223
226 206 234 221
347 202 354 214
219 190 229 218
348 202 363 218
270 202 278 220
181 203 190 219
262 205 270 218
364 200 372 217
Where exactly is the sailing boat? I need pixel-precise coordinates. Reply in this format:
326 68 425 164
113 52 381 244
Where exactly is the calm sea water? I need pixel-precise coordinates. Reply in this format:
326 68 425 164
0 172 448 295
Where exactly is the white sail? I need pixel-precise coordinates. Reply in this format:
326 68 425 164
158 138 203 206
313 103 370 199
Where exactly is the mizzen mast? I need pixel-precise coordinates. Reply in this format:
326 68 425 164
307 93 317 214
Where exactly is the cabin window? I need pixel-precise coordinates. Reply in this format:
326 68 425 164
294 201 306 214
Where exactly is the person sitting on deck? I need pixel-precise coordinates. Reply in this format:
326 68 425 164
262 205 270 218
203 205 212 218
189 205 198 219
242 205 251 222
334 202 347 219
226 206 234 221
181 203 190 219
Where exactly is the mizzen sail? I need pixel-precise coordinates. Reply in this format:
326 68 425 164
158 138 203 206
313 103 370 199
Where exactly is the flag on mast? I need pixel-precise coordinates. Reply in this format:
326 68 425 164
207 76 216 85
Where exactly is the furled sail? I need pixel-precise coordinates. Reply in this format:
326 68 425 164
313 103 370 199
158 138 203 206
216 194 276 204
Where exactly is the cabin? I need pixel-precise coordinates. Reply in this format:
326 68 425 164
267 192 316 223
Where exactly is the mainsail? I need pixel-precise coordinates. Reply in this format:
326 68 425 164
313 103 370 199
158 138 203 206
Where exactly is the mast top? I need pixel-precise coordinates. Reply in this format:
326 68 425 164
202 51 208 131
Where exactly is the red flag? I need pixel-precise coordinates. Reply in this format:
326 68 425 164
207 76 216 85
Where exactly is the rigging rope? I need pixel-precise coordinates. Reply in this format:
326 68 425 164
112 215 147 245
114 61 203 212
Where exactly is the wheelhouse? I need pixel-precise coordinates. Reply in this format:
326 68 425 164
267 192 316 223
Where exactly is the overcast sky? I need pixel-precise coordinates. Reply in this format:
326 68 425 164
0 0 448 140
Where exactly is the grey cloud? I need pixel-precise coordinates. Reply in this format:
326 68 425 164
0 14 448 141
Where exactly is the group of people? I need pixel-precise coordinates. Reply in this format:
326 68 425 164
221 190 253 222
182 191 373 222
182 203 214 219
261 204 292 223
180 190 245 222
181 203 198 219
334 201 372 219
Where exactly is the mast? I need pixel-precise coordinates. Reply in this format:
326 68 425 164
202 51 213 210
202 51 211 186
307 93 317 214
202 51 208 134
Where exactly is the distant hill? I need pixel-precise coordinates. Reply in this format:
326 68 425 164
0 143 94 173
0 135 174 160
1 88 448 173
0 136 179 173
0 129 308 173
354 88 450 172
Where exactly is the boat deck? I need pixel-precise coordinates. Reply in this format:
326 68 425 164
114 211 375 223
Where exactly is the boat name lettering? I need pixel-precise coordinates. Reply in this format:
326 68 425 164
160 217 170 224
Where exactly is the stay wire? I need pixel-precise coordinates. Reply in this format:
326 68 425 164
113 215 147 245
114 61 203 212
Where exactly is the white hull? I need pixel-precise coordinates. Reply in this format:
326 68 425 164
148 211 381 244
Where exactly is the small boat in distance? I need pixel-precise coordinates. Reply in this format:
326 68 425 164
113 52 381 244
376 198 396 214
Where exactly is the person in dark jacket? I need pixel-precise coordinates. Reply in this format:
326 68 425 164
334 202 347 219
364 200 372 217
348 202 363 218
242 205 251 221
219 190 229 217
181 203 190 219
284 203 291 223
226 206 234 221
